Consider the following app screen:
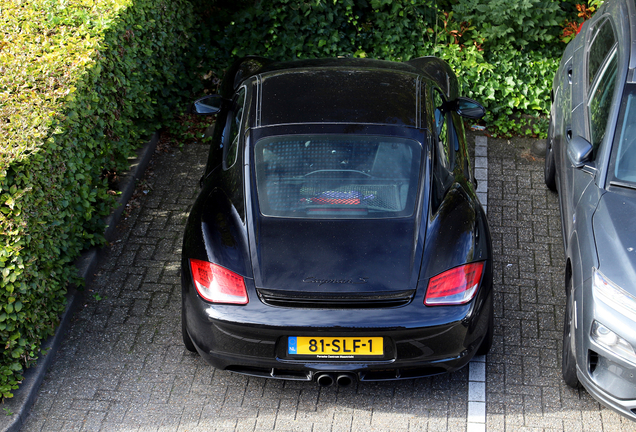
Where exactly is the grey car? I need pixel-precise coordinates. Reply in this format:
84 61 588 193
545 0 636 421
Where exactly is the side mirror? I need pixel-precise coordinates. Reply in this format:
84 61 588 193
455 97 486 119
192 95 223 115
568 136 593 168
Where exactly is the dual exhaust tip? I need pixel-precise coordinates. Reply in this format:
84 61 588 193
315 372 356 387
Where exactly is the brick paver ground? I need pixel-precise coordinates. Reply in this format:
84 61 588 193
20 136 636 431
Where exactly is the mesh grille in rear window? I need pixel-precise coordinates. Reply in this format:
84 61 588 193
254 135 422 218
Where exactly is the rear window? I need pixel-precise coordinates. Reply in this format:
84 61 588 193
254 135 422 218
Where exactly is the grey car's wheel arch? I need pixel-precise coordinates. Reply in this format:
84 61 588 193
565 259 573 296
544 111 557 191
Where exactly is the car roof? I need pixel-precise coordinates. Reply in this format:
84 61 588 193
222 57 461 129
258 66 420 127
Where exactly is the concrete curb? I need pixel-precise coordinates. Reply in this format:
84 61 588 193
0 132 159 432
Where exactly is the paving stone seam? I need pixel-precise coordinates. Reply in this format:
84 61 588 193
0 133 160 432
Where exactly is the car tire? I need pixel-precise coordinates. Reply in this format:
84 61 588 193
544 116 557 191
476 305 494 356
562 276 580 388
182 302 197 353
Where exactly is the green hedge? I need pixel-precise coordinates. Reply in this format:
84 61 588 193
191 0 571 137
0 0 197 399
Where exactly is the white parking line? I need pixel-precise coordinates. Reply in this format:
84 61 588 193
474 135 488 215
468 134 488 431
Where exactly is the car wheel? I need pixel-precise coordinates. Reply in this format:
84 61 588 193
562 276 580 388
544 116 557 191
476 305 494 356
182 302 197 353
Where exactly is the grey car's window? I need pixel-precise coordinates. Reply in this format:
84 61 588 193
254 135 422 219
223 87 246 170
588 19 616 87
589 47 618 156
609 85 636 183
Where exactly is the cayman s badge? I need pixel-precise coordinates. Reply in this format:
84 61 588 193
302 277 369 286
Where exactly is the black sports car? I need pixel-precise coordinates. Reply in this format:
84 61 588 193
181 56 493 387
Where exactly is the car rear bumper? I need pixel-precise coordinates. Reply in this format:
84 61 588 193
183 276 493 382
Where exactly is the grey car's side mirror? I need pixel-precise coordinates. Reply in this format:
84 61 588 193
568 136 593 168
193 95 223 115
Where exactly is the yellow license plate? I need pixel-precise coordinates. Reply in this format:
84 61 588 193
288 336 383 356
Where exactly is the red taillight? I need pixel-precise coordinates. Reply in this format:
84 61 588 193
189 259 248 305
424 262 485 306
